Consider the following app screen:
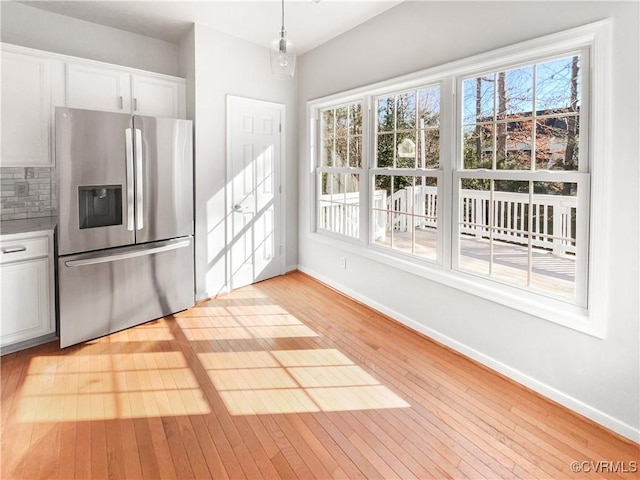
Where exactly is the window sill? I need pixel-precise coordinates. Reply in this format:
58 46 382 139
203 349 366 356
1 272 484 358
308 231 604 339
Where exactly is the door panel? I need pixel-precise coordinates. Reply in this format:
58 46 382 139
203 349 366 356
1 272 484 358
133 115 193 244
56 107 134 255
227 97 283 290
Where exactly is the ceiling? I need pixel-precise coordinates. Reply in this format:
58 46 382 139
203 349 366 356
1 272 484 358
19 0 403 54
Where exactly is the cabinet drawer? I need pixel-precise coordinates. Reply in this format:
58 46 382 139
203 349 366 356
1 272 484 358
0 236 49 264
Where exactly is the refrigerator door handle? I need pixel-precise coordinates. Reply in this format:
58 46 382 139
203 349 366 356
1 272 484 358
125 128 135 231
64 239 191 268
135 128 144 231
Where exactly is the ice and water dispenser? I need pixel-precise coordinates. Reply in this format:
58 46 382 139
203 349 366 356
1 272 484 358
78 185 123 229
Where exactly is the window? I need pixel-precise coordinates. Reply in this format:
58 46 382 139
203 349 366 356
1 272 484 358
455 54 589 306
310 23 606 334
372 86 441 262
316 101 363 239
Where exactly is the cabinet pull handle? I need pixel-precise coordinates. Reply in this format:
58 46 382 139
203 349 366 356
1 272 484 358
119 96 124 109
134 98 138 111
2 246 27 254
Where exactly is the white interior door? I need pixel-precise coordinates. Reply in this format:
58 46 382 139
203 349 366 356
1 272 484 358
227 96 284 290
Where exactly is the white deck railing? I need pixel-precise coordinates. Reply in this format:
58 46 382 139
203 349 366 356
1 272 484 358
319 186 577 256
318 191 387 239
458 187 576 255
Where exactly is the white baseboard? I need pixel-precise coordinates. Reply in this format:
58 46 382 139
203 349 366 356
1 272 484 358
297 265 640 444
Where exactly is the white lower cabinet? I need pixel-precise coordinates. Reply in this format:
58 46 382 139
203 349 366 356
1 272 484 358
0 231 55 351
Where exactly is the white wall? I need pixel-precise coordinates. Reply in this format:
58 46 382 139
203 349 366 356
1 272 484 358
193 24 298 300
0 2 180 76
178 27 196 121
297 1 639 440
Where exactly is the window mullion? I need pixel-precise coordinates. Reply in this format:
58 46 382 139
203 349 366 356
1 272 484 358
532 65 538 170
361 97 371 247
527 180 534 286
492 74 498 170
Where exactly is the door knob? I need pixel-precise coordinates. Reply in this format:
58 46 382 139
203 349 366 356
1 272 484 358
233 204 243 212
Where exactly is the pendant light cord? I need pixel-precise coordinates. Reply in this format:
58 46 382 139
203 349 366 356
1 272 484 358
281 0 285 34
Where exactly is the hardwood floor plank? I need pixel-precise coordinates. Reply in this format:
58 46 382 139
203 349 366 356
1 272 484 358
360 410 454 479
0 353 25 434
260 414 315 479
283 414 342 478
270 451 298 480
295 413 367 480
228 414 281 479
161 416 194 479
90 413 109 479
119 418 143 480
74 421 92 479
187 414 229 480
161 345 212 479
132 418 162 480
1 271 637 480
55 420 77 480
312 411 384 479
347 430 413 479
271 414 334 479
104 420 126 480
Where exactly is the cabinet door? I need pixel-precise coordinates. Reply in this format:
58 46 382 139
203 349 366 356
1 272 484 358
132 74 183 118
1 51 51 166
66 63 131 113
0 257 53 347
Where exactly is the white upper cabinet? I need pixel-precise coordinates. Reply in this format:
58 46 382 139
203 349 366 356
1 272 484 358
66 63 131 113
0 43 187 167
66 61 186 119
132 73 185 118
1 49 63 167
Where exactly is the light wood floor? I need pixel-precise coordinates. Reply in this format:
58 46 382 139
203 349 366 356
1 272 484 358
1 271 637 479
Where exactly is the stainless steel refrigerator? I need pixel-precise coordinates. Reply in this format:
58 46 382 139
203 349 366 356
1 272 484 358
56 107 194 348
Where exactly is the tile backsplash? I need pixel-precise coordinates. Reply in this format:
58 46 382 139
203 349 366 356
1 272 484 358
1 167 57 221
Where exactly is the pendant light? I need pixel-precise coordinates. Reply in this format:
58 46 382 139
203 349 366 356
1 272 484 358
269 0 296 77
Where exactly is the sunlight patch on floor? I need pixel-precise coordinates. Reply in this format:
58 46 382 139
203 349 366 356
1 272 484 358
198 348 410 415
177 307 319 341
17 352 210 422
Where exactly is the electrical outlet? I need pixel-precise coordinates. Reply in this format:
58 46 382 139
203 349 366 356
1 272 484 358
15 181 28 196
339 257 347 270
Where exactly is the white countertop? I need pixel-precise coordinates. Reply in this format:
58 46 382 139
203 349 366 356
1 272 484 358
0 217 58 236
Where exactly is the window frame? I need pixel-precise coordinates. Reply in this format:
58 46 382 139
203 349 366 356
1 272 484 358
307 21 610 338
315 99 366 242
369 83 444 265
452 48 591 309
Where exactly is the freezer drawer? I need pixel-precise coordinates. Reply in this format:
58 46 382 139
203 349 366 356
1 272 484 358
58 237 194 348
